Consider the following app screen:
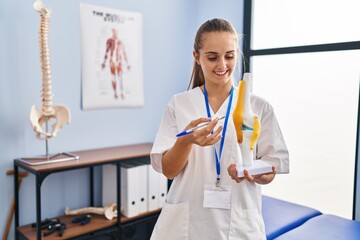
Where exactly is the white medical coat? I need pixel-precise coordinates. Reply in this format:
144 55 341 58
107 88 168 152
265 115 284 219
150 86 289 240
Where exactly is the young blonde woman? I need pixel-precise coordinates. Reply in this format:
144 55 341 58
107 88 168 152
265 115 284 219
150 18 289 240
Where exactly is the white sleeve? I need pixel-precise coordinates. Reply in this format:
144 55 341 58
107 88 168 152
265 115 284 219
150 96 177 173
256 103 289 174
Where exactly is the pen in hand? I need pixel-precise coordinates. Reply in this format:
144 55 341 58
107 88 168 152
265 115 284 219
176 116 225 137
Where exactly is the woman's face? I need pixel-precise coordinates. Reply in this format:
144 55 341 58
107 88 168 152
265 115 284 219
194 31 238 87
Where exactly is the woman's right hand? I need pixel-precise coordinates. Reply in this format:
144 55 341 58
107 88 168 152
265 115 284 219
180 117 223 147
162 117 223 179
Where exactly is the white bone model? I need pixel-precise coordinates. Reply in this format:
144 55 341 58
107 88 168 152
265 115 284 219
233 73 272 177
65 204 118 220
29 0 71 140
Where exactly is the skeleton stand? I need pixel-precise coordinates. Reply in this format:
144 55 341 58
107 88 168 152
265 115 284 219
18 118 79 166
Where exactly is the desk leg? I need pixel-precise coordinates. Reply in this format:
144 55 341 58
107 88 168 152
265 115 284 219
116 163 122 239
35 174 42 240
14 164 19 240
90 166 94 206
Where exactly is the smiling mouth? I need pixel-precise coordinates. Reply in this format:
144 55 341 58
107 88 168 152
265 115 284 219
214 70 228 76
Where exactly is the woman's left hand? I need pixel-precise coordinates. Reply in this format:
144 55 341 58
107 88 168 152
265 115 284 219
227 163 276 185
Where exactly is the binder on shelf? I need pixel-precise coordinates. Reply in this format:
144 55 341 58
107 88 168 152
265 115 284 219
147 164 159 211
103 157 168 216
102 164 117 207
158 174 168 208
137 163 148 214
102 163 140 218
121 163 140 218
146 160 169 210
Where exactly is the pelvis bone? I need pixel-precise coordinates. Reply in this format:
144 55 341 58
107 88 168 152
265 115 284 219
30 105 71 140
29 0 71 140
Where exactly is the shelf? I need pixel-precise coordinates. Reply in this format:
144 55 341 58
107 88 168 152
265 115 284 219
15 143 153 173
14 143 158 240
17 210 161 240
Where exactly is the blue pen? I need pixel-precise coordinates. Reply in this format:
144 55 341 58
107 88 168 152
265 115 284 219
176 116 225 137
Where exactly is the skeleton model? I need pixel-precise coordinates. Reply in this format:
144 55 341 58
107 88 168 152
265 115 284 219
65 204 119 220
232 73 272 177
19 0 78 165
29 0 71 140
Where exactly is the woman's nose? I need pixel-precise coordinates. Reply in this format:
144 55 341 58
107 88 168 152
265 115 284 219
218 58 227 68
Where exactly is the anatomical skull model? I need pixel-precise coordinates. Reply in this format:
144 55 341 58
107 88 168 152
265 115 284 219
232 73 271 177
29 0 71 140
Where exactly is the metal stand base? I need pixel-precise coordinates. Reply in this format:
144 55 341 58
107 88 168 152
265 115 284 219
18 152 79 166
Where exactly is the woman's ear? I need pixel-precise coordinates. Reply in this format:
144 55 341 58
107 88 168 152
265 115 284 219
193 51 200 65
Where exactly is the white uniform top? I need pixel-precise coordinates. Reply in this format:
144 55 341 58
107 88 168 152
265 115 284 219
150 86 289 240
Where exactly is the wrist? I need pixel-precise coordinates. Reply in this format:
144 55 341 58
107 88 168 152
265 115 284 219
254 173 275 185
176 136 193 148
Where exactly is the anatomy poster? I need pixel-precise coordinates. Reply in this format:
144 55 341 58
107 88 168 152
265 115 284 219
80 3 143 109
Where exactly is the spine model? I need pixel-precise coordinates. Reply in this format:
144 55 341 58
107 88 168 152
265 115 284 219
29 0 71 140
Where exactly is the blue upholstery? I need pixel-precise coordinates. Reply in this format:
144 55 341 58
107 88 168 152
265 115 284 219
262 195 322 240
274 214 360 240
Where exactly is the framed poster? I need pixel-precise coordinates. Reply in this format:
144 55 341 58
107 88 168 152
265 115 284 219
80 3 143 109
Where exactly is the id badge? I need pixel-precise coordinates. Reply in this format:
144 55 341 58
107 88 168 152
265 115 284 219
203 184 231 210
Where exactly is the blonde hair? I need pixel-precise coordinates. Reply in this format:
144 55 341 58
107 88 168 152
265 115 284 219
188 18 240 90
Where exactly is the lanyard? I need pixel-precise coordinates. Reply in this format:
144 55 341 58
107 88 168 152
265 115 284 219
203 84 234 187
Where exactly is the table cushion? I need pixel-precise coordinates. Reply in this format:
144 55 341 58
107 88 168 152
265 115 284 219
262 195 322 239
274 214 360 240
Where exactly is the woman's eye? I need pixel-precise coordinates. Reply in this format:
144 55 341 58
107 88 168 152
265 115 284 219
207 55 234 61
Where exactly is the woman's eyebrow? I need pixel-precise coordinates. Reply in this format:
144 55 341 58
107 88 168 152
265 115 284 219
204 50 236 54
204 51 218 55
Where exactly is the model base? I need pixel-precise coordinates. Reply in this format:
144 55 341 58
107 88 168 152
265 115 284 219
236 160 272 178
18 152 79 166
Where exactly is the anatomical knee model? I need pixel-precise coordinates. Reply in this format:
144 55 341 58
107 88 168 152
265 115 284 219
232 73 272 177
29 0 71 140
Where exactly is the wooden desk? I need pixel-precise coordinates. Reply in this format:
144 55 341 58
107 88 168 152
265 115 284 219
14 143 159 240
